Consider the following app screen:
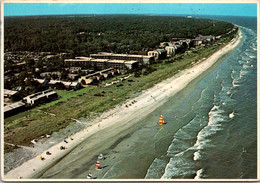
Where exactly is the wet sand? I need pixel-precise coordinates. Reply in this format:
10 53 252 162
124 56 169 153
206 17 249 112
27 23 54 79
3 30 242 180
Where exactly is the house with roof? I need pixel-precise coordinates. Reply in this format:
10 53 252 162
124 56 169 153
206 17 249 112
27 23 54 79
148 49 167 60
23 89 58 106
90 52 154 65
4 89 20 101
42 89 58 100
193 35 216 46
34 78 49 87
23 92 47 106
4 101 26 118
165 46 176 57
68 82 81 90
65 57 139 71
68 74 80 81
193 37 204 46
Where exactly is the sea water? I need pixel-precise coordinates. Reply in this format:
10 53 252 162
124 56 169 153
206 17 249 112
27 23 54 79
145 17 257 179
40 16 257 179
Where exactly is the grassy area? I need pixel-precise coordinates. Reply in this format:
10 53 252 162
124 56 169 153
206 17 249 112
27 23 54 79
4 86 97 125
38 86 97 110
4 36 235 153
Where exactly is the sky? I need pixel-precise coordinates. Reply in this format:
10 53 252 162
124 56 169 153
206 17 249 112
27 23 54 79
4 3 257 17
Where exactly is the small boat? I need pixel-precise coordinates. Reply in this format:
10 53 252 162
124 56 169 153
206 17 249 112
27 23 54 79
159 115 167 125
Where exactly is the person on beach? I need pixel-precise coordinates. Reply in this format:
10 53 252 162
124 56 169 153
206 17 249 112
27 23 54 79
69 136 73 140
87 173 93 179
38 156 45 161
151 95 156 101
60 146 66 150
64 139 68 143
98 153 104 160
96 160 101 169
46 151 51 155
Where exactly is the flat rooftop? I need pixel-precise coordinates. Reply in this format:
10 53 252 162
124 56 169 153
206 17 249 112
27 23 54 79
91 52 153 58
4 101 25 112
65 57 93 62
4 89 18 96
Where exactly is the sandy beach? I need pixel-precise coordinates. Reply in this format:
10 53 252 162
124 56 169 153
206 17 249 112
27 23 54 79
3 30 242 180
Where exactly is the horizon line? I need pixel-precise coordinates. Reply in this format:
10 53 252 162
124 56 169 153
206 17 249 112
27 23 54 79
4 13 257 18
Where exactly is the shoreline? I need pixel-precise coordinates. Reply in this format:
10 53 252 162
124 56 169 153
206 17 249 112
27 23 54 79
3 30 242 180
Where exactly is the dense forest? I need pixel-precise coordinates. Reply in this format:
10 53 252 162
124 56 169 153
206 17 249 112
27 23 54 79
4 15 234 56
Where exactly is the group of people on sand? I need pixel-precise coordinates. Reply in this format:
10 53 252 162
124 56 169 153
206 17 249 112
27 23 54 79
38 136 74 161
86 153 106 179
125 100 137 108
60 137 74 150
96 153 105 169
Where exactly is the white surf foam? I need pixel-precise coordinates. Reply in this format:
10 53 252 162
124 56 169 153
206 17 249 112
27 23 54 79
243 64 251 69
192 105 225 151
229 111 235 119
239 69 249 78
194 169 203 179
248 55 256 59
161 157 197 179
193 150 201 161
232 78 240 88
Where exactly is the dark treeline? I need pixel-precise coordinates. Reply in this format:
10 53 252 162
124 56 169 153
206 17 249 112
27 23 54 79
4 15 234 56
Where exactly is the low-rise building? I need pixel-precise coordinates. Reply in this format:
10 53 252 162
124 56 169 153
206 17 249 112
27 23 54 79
64 57 93 69
34 78 81 90
68 74 80 81
34 78 49 86
79 77 97 85
40 71 61 79
165 46 176 57
78 68 120 86
193 37 204 46
23 89 58 106
124 61 139 69
23 92 47 105
148 49 167 60
4 101 26 118
4 89 20 101
216 35 222 39
69 67 82 73
68 82 81 90
90 52 154 65
107 60 138 70
193 35 216 46
42 89 58 100
159 42 171 48
65 57 139 70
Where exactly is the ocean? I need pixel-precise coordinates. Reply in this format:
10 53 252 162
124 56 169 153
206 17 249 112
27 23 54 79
144 16 257 179
39 16 257 179
145 16 257 179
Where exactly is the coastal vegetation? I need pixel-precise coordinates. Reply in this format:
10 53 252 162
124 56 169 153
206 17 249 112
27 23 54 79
4 15 233 55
